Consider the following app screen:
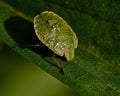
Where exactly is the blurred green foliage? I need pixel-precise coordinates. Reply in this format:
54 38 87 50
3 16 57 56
0 41 78 96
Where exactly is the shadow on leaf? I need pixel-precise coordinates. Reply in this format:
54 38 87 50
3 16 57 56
4 16 65 68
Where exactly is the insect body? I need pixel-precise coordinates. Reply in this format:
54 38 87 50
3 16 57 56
34 11 78 62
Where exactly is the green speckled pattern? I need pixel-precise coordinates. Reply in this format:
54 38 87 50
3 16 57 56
34 11 78 61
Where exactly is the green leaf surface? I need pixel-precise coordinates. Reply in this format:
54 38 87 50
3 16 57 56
0 0 120 96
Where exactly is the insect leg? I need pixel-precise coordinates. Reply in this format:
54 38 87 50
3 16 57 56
52 54 64 75
13 43 42 48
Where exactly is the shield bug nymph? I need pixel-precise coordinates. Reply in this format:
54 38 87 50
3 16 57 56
34 11 78 74
14 11 78 74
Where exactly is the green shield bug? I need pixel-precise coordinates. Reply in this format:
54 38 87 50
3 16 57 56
34 11 78 73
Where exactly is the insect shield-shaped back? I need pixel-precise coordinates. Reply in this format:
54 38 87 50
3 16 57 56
34 11 78 61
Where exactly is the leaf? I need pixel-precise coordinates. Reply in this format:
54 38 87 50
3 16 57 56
0 0 120 96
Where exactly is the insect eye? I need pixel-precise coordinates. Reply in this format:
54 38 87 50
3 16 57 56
46 20 54 28
52 25 56 29
46 20 50 23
